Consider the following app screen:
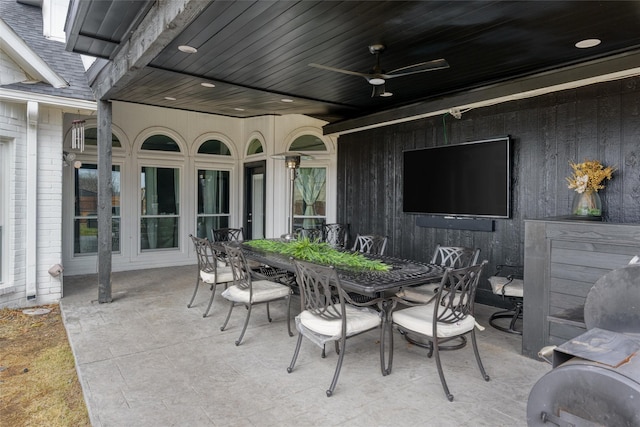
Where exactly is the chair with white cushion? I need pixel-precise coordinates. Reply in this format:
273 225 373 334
397 245 480 303
187 234 235 317
287 259 382 397
488 264 524 335
388 261 490 401
220 244 293 345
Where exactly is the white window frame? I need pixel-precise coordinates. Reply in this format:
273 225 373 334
72 163 123 256
293 165 328 230
139 163 182 252
195 166 233 240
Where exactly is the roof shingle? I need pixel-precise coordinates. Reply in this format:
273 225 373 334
0 0 94 101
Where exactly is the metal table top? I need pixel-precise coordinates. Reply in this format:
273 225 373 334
239 243 445 297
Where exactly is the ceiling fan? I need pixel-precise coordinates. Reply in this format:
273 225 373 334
309 44 449 97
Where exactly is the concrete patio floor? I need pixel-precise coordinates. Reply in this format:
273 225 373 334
60 265 550 426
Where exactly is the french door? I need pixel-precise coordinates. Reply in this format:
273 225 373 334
244 161 266 240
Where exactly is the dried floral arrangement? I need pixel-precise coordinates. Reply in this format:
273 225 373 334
566 159 616 194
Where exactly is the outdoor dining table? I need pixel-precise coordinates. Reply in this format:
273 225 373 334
237 241 446 297
234 240 446 375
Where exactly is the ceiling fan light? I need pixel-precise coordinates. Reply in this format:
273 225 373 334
371 84 388 97
369 77 385 86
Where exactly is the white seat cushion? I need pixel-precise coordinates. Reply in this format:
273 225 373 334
298 305 380 338
396 283 439 303
393 303 476 338
221 279 290 303
200 267 234 284
488 276 524 298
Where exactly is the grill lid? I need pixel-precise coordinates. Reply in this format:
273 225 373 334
584 264 640 334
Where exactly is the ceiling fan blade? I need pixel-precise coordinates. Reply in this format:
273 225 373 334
383 59 449 78
309 63 372 79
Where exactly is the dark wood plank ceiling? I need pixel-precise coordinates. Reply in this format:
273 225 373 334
66 0 640 124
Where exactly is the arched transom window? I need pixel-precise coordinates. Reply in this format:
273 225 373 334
198 139 231 155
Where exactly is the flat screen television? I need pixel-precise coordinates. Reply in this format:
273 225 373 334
402 136 512 218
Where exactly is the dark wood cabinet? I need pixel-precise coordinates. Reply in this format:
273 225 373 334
523 218 640 358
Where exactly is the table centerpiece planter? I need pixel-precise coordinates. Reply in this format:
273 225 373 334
244 238 390 272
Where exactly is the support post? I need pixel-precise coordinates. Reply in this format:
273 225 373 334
97 100 113 303
25 101 38 300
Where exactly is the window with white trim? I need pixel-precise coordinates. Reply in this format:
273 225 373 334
195 139 232 239
140 135 182 250
73 164 121 254
196 169 230 239
290 134 328 230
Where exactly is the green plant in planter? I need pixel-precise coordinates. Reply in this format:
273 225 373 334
245 238 390 271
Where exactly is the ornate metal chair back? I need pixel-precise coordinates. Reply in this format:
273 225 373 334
352 234 388 255
293 259 345 324
223 244 252 293
212 227 244 242
322 223 350 249
430 245 480 268
295 227 323 242
190 234 219 275
435 261 487 326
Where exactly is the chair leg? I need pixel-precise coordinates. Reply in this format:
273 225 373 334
286 295 293 337
202 283 217 318
220 301 235 331
509 303 523 332
433 335 454 402
187 275 201 308
380 317 393 376
489 307 523 335
266 302 272 323
327 337 346 397
235 304 253 346
287 333 304 373
471 330 490 382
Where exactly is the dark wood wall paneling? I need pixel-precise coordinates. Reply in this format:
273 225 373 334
336 76 640 306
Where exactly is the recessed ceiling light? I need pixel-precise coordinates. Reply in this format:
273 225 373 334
178 45 197 54
380 91 393 97
201 82 215 88
575 39 601 49
234 108 245 111
281 98 294 103
164 96 176 101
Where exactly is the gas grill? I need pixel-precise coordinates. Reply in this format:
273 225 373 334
527 264 640 426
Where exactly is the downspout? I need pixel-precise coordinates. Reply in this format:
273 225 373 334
25 101 38 300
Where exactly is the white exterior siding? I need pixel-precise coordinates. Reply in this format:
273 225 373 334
0 100 63 308
35 109 63 303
